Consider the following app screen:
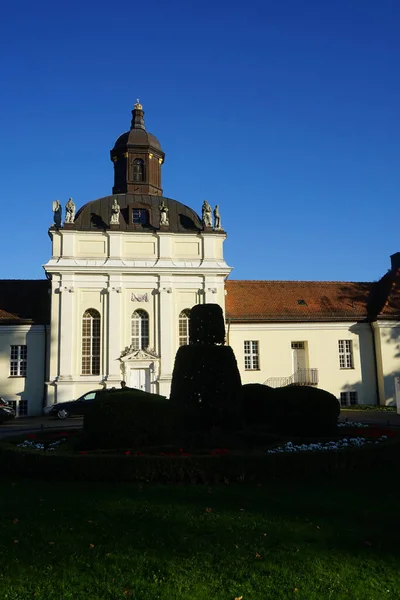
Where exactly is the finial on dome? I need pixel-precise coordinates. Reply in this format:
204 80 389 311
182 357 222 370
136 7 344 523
134 98 143 110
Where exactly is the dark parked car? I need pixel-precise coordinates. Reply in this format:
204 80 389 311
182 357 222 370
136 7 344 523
0 397 16 423
44 388 124 419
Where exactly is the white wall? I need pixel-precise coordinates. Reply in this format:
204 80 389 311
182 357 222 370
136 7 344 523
0 325 46 416
228 321 378 404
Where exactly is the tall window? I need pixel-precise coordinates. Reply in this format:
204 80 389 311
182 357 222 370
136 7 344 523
340 391 358 406
178 309 191 346
244 340 259 370
10 345 27 376
82 309 101 375
132 158 145 182
131 310 149 349
338 340 354 369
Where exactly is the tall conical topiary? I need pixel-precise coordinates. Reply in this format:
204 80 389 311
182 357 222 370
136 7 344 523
170 303 242 431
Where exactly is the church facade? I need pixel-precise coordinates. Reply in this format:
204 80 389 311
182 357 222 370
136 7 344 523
1 102 400 416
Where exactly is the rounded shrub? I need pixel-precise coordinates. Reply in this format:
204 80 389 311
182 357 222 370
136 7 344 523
273 385 340 436
240 383 277 426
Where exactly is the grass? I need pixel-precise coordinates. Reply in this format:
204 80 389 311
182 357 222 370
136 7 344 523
0 472 399 600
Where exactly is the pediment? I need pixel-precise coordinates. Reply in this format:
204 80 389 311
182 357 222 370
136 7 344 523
120 345 160 361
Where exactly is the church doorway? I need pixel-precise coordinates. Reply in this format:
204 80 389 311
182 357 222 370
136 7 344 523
128 368 150 392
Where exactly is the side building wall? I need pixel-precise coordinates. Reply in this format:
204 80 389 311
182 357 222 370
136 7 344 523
228 321 378 405
0 324 47 416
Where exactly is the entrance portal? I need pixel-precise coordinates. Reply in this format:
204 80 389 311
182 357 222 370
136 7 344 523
128 368 150 392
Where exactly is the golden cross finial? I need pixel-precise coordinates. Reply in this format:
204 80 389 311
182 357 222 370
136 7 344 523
134 98 143 110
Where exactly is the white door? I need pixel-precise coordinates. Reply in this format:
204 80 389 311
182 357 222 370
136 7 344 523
129 368 150 392
291 342 306 382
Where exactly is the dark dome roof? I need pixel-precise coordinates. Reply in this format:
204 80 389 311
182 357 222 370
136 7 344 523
72 194 202 233
113 129 162 151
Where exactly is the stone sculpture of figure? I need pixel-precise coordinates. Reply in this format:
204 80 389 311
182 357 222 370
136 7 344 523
202 200 212 228
64 197 76 224
52 200 62 227
110 198 120 225
159 199 169 226
213 205 221 229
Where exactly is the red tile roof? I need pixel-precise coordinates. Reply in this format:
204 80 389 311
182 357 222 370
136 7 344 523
225 280 374 322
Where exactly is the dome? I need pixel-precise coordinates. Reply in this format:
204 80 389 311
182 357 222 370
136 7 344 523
112 128 162 151
72 194 203 233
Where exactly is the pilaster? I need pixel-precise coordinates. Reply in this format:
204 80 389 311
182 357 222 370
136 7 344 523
106 279 123 384
158 278 174 395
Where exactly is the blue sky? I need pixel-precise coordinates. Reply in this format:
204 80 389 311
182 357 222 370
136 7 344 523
0 0 399 282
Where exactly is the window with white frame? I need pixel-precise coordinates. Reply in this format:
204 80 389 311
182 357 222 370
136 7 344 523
131 309 149 349
338 340 354 369
81 309 101 375
244 341 259 370
10 345 27 376
178 309 191 346
340 391 358 406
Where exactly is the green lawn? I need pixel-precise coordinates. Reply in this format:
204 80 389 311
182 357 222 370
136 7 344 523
0 472 399 600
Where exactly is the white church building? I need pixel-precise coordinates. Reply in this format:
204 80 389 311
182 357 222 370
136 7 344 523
1 102 400 416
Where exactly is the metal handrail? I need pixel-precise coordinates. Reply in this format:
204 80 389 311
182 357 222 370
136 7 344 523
264 368 319 388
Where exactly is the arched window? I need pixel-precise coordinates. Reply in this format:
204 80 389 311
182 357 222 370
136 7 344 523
82 309 101 375
178 309 191 346
131 309 149 349
132 158 145 182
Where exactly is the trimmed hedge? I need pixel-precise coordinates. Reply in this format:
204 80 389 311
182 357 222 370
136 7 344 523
170 345 242 430
1 435 399 483
240 383 277 426
83 389 175 449
274 385 340 436
189 303 225 345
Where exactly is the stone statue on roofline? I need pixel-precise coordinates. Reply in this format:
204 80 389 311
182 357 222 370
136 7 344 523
110 198 120 225
52 200 62 227
159 199 169 226
202 200 212 228
64 197 76 224
213 205 221 230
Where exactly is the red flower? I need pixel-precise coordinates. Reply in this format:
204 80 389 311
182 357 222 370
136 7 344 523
210 448 229 456
125 451 131 456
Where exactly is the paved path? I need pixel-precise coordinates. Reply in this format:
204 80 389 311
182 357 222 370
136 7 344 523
1 410 399 440
0 416 83 439
338 410 400 427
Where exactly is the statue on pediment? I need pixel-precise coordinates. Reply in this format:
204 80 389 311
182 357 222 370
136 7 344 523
202 200 212 228
213 205 221 229
110 198 120 225
64 198 76 224
52 200 62 227
159 199 169 226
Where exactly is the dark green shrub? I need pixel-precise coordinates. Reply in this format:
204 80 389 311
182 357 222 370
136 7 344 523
1 435 399 483
274 386 340 436
240 383 277 426
170 345 242 431
83 389 176 449
189 303 225 345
